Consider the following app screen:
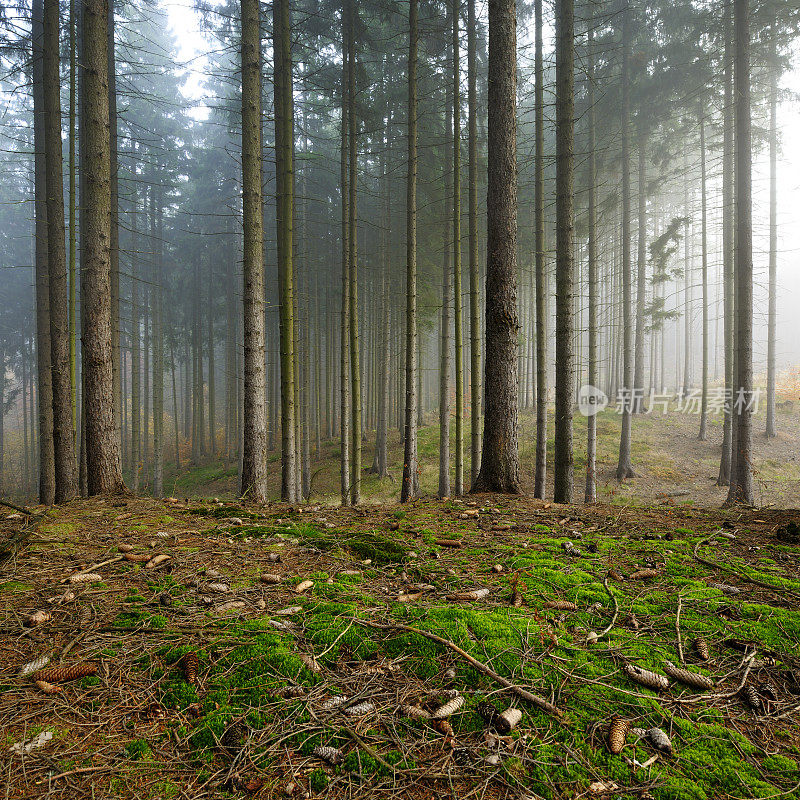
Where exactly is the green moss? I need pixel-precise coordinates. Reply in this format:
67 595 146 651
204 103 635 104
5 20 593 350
125 739 152 760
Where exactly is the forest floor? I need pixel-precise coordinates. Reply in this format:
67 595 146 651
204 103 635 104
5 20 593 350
2 493 800 800
161 403 800 509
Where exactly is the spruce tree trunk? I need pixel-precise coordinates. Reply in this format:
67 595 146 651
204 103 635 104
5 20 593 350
44 0 79 501
727 0 754 505
467 0 481 487
616 1 635 480
439 97 453 500
68 0 77 442
207 259 216 456
151 182 164 498
340 14 351 505
347 1 361 505
274 0 297 502
452 0 464 496
533 0 547 499
240 0 268 502
632 123 647 414
698 111 709 441
472 0 522 494
82 0 126 495
717 0 734 486
401 0 420 503
682 152 692 398
32 0 56 505
585 23 597 504
553 0 574 503
765 35 777 439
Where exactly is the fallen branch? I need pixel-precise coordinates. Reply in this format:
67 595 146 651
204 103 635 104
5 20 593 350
595 575 619 640
60 555 125 584
676 593 685 665
354 619 563 718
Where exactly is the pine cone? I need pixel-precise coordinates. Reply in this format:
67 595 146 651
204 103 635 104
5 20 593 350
33 663 98 683
543 600 577 611
663 661 714 690
623 663 670 691
694 637 710 661
741 684 763 712
495 707 522 733
629 568 660 580
399 703 430 720
221 721 246 757
476 701 499 727
34 680 61 694
313 745 343 765
431 695 464 719
608 716 629 754
646 727 672 754
760 681 778 701
181 652 199 685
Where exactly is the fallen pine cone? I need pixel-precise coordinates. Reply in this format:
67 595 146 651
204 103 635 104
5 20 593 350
623 663 670 691
182 652 199 685
145 554 170 569
278 686 307 699
629 568 660 580
495 707 522 733
295 579 314 593
741 684 763 712
476 701 499 727
34 680 61 694
446 588 490 602
694 637 710 661
344 701 375 716
432 718 455 745
607 568 625 582
313 745 343 765
510 588 524 608
543 600 577 611
18 654 51 678
400 703 431 720
221 721 246 757
321 695 349 710
646 727 673 755
435 538 463 548
26 611 51 626
608 716 629 754
260 573 282 584
760 681 778 701
299 654 321 673
124 553 150 563
431 695 464 719
663 661 714 690
69 572 103 583
33 663 98 683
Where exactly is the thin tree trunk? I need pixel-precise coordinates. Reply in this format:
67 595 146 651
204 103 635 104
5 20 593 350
632 123 647 413
727 0 754 505
699 111 709 441
32 0 55 505
151 182 164 498
765 34 777 439
44 0 79 501
274 0 297 502
240 0 268 502
453 0 464 496
533 0 547 499
585 23 597 504
472 0 522 494
401 0 420 503
616 1 635 480
439 95 453 500
68 0 77 443
553 0 574 503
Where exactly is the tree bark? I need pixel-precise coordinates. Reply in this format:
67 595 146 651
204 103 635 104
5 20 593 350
44 0 79 501
240 0 268 502
401 0 419 503
472 0 522 494
533 0 547 499
765 31 777 439
698 111 709 441
726 0 754 505
340 10 351 505
553 0 574 503
632 123 647 413
585 23 597 504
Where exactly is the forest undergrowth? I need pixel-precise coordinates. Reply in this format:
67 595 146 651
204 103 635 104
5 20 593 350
2 494 800 799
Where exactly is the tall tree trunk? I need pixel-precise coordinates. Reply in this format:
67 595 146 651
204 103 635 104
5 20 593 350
347 0 361 505
240 0 268 502
32 0 56 505
698 111 709 441
82 0 125 495
339 12 351 505
108 0 121 456
682 151 692 398
439 96 452 500
553 0 574 503
765 33 777 439
533 0 547 499
727 0 754 505
585 22 597 503
44 0 79 501
632 123 647 413
472 0 522 494
274 0 297 502
207 259 216 456
68 0 77 443
130 194 140 490
616 1 635 480
452 0 464 497
717 0 734 486
151 181 164 498
467 0 481 487
401 0 419 503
